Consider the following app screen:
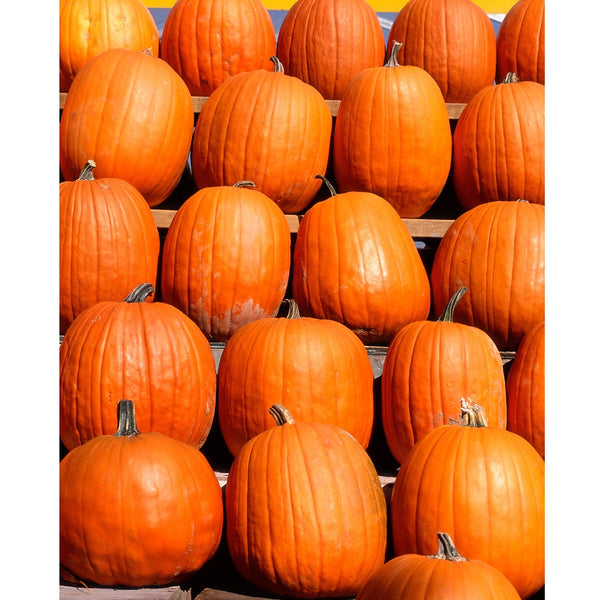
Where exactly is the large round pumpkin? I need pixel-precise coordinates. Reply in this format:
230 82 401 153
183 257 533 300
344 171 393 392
226 404 388 598
160 0 276 96
276 0 385 100
390 400 545 599
507 320 545 458
60 399 223 587
496 0 545 85
191 57 332 214
332 41 452 218
452 73 545 210
430 200 545 351
60 47 194 208
381 287 507 465
59 160 160 334
59 0 159 92
386 0 496 103
292 180 431 345
60 283 217 451
217 300 374 456
160 183 291 341
356 532 521 600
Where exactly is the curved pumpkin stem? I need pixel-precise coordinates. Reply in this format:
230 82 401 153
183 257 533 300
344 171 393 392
386 41 403 68
114 399 141 437
460 397 488 428
269 404 296 426
77 160 97 181
437 287 467 322
233 181 256 188
315 174 337 197
428 533 468 562
502 72 520 84
124 283 155 303
283 298 302 319
269 56 285 73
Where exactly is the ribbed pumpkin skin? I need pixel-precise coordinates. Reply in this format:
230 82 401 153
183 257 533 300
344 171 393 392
60 48 194 208
226 411 388 598
430 201 545 351
507 321 545 458
160 185 291 341
191 65 332 214
60 403 223 587
452 77 545 210
386 0 496 103
292 191 430 345
276 0 385 100
60 290 217 450
160 0 276 96
59 165 160 334
381 314 507 465
59 0 159 92
496 0 545 84
218 315 374 456
332 55 452 218
390 423 545 599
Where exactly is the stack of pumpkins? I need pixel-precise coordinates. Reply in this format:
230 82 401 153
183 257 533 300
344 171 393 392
59 0 545 597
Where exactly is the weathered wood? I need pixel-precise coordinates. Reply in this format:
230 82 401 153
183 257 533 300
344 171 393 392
194 589 276 600
60 584 191 599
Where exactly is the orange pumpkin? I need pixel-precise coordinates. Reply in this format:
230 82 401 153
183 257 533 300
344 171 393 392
332 41 452 218
60 399 223 587
390 400 545 599
59 0 159 92
60 48 194 208
430 200 545 351
217 300 374 456
59 160 160 334
292 180 431 345
496 0 545 84
356 532 521 600
160 0 276 96
381 287 507 465
60 283 217 450
386 0 496 103
452 73 545 210
276 0 385 100
507 320 545 458
226 404 388 598
160 183 291 341
191 58 332 214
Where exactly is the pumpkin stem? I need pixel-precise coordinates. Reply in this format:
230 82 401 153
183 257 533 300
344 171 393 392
502 72 520 84
386 41 403 68
124 283 155 303
269 404 296 426
77 160 97 181
315 174 337 196
428 533 468 562
459 397 488 427
233 181 256 188
437 287 467 322
283 298 302 319
270 56 285 73
114 399 141 437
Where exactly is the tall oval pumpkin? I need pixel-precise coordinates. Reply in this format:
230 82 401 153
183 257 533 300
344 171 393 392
60 47 194 208
59 160 160 334
276 0 385 100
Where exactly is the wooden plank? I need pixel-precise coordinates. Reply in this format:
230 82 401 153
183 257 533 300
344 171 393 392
194 590 281 600
60 584 190 599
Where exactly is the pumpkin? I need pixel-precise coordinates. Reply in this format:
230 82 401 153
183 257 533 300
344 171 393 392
507 320 545 458
217 299 374 457
226 404 387 598
332 41 452 218
60 399 223 587
430 200 545 351
60 283 217 450
390 399 545 599
292 178 430 345
160 182 291 341
356 532 521 600
386 0 496 103
160 0 276 96
59 160 160 334
381 287 507 465
496 0 545 85
452 73 545 210
60 47 194 208
59 0 159 92
191 57 332 214
276 0 385 100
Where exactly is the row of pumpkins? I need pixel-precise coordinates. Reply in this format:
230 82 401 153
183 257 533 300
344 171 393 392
59 0 545 598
